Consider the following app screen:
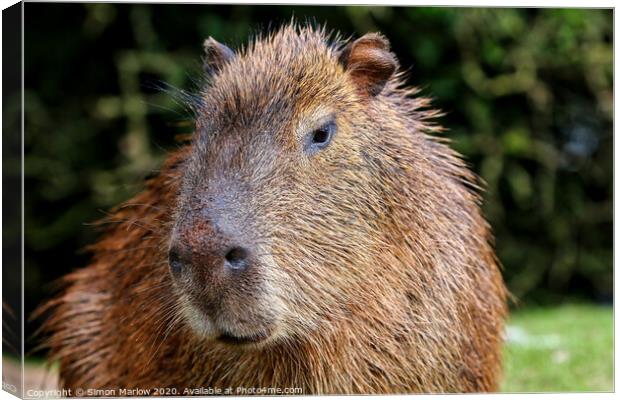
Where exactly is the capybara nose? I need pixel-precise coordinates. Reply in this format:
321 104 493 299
168 219 252 278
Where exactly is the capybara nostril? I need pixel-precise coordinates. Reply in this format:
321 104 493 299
224 246 249 271
168 247 185 276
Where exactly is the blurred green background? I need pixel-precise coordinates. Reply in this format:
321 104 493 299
9 3 614 392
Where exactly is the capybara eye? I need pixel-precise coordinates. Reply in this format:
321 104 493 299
306 120 336 154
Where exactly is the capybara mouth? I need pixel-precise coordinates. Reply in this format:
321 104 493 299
217 330 271 345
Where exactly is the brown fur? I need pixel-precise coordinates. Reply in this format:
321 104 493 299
38 24 507 394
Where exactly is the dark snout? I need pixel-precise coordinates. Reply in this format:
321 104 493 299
167 208 279 345
168 212 253 283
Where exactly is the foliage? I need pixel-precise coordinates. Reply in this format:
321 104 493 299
502 304 613 392
14 5 612 344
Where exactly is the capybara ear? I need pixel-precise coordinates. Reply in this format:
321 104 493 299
203 37 235 75
339 33 398 97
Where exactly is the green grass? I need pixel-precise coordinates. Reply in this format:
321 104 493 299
502 303 613 392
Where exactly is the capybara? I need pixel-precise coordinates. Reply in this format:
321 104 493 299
40 24 507 394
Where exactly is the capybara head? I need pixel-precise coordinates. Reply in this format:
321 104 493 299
168 28 408 346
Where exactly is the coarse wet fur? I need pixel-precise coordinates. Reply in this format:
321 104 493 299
38 24 507 394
